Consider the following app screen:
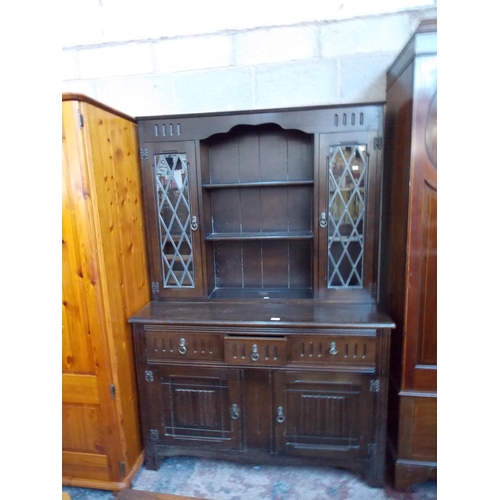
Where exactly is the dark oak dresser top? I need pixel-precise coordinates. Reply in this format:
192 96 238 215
129 301 395 330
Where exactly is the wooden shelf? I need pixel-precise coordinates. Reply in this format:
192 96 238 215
208 287 314 300
203 180 314 189
206 231 313 241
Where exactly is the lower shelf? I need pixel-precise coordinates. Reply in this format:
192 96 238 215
208 287 314 300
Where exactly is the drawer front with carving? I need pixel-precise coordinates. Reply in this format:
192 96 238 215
288 334 377 366
145 328 224 362
224 336 287 366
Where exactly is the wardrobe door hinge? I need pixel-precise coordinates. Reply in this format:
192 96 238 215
110 384 116 399
152 282 159 295
367 442 377 456
373 137 383 150
150 429 159 440
145 370 154 382
119 461 126 476
140 148 149 160
369 379 380 392
78 110 84 128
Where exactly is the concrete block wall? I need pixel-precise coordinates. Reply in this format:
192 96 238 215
62 2 437 117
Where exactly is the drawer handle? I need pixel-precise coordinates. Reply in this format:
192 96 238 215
319 212 328 228
329 342 338 355
276 406 285 423
230 404 240 420
250 344 260 362
190 216 199 231
178 338 187 355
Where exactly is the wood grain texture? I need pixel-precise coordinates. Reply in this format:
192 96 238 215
380 20 437 490
62 95 150 490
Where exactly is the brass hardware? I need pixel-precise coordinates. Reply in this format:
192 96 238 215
319 212 328 228
329 342 338 355
250 344 260 362
178 338 187 355
230 404 240 420
276 406 285 423
190 216 199 231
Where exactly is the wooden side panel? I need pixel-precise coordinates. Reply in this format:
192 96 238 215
62 373 99 405
417 184 437 365
62 103 99 376
403 54 437 392
62 451 110 482
242 370 273 452
82 101 151 474
379 62 414 384
397 396 437 461
62 404 104 452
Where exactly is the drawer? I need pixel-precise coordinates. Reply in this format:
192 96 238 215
224 336 287 366
288 335 377 366
144 328 224 362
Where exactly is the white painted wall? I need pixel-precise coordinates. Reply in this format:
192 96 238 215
61 0 437 116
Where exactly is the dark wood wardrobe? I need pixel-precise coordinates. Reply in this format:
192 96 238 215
379 19 437 489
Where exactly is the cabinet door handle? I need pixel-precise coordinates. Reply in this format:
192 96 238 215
329 342 338 355
276 406 285 423
230 404 240 420
190 216 199 231
319 212 328 228
250 344 260 362
178 338 187 355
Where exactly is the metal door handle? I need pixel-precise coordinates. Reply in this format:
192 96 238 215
276 406 285 423
319 212 328 228
230 404 240 420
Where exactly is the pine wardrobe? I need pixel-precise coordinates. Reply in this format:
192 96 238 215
62 94 150 490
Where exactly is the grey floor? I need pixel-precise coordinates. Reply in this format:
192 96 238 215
62 456 437 500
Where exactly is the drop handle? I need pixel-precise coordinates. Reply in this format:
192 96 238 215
319 212 328 228
230 404 240 420
329 342 338 355
190 216 199 231
178 338 187 355
250 344 260 362
276 406 285 423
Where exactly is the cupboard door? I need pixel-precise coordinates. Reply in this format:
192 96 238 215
317 131 381 302
141 141 204 298
145 365 243 451
274 371 374 460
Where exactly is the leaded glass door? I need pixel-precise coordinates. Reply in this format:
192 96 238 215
141 141 204 299
318 132 380 301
